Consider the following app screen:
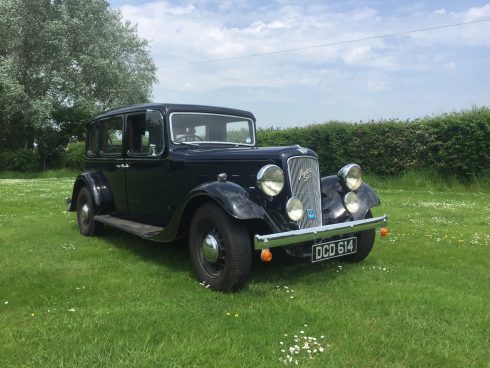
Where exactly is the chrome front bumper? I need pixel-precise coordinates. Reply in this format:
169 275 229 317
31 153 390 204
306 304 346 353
254 215 388 250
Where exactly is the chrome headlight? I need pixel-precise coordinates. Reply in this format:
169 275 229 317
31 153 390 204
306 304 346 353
338 163 362 191
344 191 360 213
257 164 284 196
286 197 304 221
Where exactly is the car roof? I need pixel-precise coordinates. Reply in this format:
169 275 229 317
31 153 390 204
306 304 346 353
92 103 256 122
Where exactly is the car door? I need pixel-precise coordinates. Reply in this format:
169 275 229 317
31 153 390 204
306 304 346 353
96 115 129 215
124 109 171 226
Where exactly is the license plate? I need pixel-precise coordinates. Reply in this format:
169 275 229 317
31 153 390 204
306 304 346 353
311 237 357 263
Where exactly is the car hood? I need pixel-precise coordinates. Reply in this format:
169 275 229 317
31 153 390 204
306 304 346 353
171 145 317 162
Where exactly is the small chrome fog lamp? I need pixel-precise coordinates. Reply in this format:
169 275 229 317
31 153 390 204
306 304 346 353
286 197 304 221
344 191 360 213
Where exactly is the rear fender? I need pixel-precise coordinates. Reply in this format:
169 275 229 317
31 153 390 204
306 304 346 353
68 172 114 214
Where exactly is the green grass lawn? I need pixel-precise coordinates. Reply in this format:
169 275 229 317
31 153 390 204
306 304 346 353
0 177 489 367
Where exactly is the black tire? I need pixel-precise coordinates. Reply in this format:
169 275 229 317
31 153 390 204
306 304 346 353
76 187 103 236
342 210 375 262
189 203 252 292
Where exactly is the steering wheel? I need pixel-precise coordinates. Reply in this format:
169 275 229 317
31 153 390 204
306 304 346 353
176 135 203 142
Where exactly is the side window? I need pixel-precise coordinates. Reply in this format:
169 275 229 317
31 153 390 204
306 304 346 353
127 110 164 156
100 116 123 156
86 121 99 156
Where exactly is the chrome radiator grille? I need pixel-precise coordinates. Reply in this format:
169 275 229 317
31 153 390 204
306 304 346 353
287 156 322 229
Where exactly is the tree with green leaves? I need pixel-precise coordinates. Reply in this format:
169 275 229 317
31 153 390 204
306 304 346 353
0 0 156 170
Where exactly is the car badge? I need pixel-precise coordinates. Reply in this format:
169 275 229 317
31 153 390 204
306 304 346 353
298 168 313 182
296 145 309 155
307 209 315 219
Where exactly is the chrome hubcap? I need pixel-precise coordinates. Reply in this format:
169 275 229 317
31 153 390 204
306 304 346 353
81 204 90 224
202 234 219 263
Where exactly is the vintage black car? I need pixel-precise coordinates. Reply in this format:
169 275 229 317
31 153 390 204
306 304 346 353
67 103 388 291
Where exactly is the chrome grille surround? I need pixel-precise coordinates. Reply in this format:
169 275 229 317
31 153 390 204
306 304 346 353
287 156 322 229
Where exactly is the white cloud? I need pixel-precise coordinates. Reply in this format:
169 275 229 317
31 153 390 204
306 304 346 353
464 4 490 21
443 62 457 71
367 78 390 92
342 46 373 65
114 1 490 125
120 1 392 91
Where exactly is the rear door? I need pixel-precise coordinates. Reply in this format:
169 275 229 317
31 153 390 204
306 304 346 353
96 115 129 215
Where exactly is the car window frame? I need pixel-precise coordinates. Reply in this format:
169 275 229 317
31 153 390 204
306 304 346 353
99 115 125 158
85 120 100 158
168 112 256 147
125 109 166 159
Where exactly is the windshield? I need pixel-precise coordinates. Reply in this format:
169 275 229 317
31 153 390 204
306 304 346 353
170 113 255 146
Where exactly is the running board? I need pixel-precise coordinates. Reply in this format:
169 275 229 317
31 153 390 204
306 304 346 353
94 215 163 239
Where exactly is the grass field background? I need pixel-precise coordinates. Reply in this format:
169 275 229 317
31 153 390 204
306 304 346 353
0 174 489 367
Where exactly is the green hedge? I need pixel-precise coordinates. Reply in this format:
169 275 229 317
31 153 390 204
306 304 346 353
258 107 490 181
62 142 85 171
0 149 41 172
0 142 85 172
1 107 488 180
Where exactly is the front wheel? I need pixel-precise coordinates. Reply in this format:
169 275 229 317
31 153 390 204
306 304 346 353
189 203 252 291
342 210 375 262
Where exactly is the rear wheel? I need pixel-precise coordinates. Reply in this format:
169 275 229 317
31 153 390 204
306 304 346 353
76 187 103 236
342 210 375 262
189 203 251 291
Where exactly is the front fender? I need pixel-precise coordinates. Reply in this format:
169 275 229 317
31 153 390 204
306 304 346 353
148 181 277 243
68 171 114 214
190 181 266 220
321 175 380 222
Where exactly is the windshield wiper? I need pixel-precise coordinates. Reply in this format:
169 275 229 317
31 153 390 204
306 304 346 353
235 137 252 147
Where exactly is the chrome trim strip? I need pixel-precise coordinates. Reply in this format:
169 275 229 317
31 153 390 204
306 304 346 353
254 215 388 250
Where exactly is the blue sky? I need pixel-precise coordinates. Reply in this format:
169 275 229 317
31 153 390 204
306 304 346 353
109 0 490 127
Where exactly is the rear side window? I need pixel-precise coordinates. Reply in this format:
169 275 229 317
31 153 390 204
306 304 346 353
86 122 99 156
100 116 123 156
127 110 164 156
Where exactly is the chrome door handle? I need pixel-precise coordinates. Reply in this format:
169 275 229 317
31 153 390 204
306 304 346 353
116 164 130 168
